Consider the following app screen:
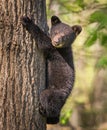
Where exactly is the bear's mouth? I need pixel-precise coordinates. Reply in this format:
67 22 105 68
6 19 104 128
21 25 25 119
52 41 65 48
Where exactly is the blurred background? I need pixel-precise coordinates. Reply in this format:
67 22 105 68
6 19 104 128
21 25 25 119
46 0 107 130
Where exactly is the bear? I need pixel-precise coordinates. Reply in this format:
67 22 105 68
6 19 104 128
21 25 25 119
20 15 82 124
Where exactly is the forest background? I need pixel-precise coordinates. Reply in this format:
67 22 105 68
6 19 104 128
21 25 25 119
46 0 107 130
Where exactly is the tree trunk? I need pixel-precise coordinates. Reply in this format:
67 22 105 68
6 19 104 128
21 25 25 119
0 0 48 130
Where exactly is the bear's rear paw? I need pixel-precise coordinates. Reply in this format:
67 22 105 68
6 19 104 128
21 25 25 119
47 117 59 124
39 102 46 116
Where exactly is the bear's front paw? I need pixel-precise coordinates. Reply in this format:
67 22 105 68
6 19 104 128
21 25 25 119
20 16 32 27
39 102 46 117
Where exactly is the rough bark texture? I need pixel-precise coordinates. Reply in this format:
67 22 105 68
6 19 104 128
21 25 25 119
0 0 48 130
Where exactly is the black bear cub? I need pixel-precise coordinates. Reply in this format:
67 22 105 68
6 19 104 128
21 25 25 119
21 15 82 124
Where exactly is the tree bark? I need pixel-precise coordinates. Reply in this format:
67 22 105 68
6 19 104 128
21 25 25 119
0 0 48 130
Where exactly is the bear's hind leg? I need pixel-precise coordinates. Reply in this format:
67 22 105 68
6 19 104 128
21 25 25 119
47 117 59 124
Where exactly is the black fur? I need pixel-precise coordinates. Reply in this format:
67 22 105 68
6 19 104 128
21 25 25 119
20 16 82 124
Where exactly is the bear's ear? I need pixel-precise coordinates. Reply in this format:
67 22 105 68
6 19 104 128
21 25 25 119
51 16 61 26
71 25 82 36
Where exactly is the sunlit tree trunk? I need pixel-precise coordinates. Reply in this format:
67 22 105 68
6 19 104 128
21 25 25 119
0 0 48 130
